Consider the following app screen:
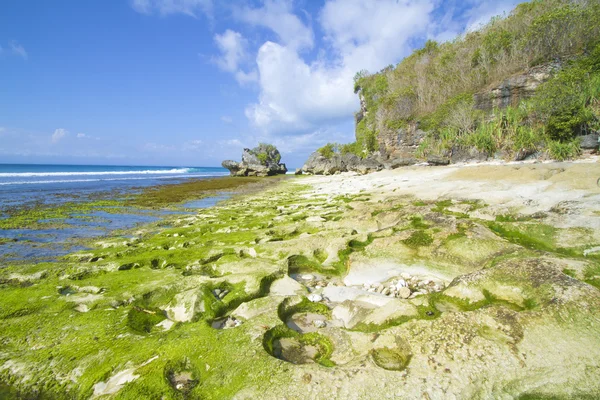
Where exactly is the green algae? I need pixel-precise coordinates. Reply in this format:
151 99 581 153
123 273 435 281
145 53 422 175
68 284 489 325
403 230 434 247
2 171 600 398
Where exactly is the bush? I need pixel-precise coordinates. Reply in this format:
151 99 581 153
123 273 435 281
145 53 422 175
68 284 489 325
547 139 581 161
317 143 338 159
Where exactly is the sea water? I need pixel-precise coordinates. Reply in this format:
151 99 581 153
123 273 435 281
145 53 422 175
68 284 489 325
0 164 229 262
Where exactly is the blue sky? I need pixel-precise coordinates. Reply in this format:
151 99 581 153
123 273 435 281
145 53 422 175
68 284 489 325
0 0 520 168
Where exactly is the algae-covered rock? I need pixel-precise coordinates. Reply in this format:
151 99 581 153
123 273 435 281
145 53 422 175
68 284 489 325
222 144 287 177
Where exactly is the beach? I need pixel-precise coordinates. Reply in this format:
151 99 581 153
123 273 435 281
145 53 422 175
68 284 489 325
1 159 600 398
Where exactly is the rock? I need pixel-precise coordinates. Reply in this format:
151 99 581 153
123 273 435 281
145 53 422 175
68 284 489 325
294 168 303 175
156 319 175 331
385 157 417 169
307 294 323 303
306 216 326 223
221 144 287 177
270 276 307 296
165 290 203 322
93 368 139 397
301 152 346 175
313 319 327 329
450 146 489 163
301 274 315 281
397 287 411 299
474 61 561 110
427 156 451 166
74 304 89 313
579 133 599 149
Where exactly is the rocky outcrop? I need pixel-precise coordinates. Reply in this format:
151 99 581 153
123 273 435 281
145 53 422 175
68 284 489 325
222 144 287 177
301 152 384 175
579 132 599 149
474 62 561 111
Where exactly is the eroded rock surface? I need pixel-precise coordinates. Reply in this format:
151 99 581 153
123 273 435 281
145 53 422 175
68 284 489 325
2 160 600 399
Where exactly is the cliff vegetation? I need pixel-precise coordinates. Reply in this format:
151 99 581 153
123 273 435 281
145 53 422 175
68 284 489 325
323 0 600 162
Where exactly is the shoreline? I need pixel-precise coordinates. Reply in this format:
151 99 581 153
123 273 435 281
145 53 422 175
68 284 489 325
0 175 288 264
1 161 600 398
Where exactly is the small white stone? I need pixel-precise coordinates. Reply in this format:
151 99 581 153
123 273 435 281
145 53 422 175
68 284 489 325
74 304 89 313
307 294 323 302
313 320 327 328
400 273 411 280
301 274 315 281
398 287 411 299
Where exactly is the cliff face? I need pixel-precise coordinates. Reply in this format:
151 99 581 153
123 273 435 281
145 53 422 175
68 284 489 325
367 62 559 162
473 62 561 111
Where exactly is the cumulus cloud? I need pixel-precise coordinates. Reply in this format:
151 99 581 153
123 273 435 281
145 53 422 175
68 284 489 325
51 128 68 143
463 0 520 32
131 0 212 17
9 41 27 60
212 30 257 84
234 0 314 52
244 0 434 134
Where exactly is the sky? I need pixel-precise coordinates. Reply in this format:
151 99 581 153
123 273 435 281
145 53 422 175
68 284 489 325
0 0 521 168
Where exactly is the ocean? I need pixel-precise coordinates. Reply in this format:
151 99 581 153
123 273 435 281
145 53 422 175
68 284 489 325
0 163 230 262
0 163 229 208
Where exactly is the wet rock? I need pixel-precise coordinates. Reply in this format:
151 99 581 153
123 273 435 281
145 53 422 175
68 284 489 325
273 337 318 364
371 347 411 371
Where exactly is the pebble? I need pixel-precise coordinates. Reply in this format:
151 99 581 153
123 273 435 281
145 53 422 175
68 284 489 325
308 294 323 302
313 320 327 328
302 274 315 281
398 287 411 299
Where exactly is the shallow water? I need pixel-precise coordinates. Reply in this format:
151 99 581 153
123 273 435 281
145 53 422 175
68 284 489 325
0 164 232 263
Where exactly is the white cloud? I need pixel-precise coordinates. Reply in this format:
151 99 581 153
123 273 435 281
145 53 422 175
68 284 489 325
9 41 27 60
464 1 519 32
235 0 314 52
76 133 86 138
131 0 212 17
220 116 233 124
143 142 175 151
212 30 257 85
183 139 203 150
51 128 68 143
244 0 435 135
220 139 245 148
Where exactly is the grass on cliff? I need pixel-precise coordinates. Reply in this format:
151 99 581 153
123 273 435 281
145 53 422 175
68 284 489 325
328 0 600 160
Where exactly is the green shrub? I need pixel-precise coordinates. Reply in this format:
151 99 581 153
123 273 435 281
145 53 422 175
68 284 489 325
547 139 581 161
317 143 338 159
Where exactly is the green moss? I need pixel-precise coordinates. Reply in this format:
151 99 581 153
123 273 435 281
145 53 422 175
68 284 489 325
403 231 434 248
127 306 166 334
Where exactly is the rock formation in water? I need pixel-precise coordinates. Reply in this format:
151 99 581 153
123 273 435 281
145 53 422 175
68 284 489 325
222 144 287 177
